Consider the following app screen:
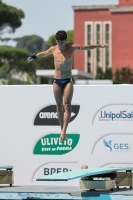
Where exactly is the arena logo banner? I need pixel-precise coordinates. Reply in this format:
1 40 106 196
34 105 80 126
92 104 133 124
33 133 80 155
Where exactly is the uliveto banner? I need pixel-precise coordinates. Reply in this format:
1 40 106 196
0 85 133 186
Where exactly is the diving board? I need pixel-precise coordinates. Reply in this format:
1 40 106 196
0 166 13 170
36 167 133 181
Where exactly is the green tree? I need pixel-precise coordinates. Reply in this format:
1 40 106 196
114 68 121 81
47 30 74 46
0 46 37 84
66 30 73 44
114 67 133 84
42 41 50 51
48 34 56 46
0 46 54 84
1 37 11 45
14 35 44 53
35 55 54 70
104 67 112 79
0 63 10 78
120 67 127 82
125 67 132 83
96 66 112 80
96 67 105 79
0 0 24 39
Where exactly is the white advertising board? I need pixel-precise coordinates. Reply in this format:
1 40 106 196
0 85 133 186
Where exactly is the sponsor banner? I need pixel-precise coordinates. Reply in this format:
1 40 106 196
92 134 133 154
33 133 80 155
32 162 80 186
0 85 133 185
34 105 80 125
93 105 133 124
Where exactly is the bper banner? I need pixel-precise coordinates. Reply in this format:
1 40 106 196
0 85 133 186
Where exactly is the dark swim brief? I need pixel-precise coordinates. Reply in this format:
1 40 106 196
53 78 72 89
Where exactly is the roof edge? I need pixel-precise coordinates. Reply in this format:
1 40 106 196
110 6 133 12
72 5 118 10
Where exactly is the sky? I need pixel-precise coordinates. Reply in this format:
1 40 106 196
2 0 118 45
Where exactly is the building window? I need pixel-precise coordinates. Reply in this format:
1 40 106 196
87 24 92 73
87 25 91 44
105 24 110 67
85 21 111 76
103 21 112 72
96 24 101 67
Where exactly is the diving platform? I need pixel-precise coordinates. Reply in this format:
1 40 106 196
36 166 133 191
0 166 133 199
36 167 133 181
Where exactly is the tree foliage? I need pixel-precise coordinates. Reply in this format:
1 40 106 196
47 34 56 46
14 35 44 53
0 0 55 84
96 66 133 84
47 30 73 46
0 0 24 38
96 67 105 79
113 67 133 84
66 30 73 44
96 67 112 80
35 55 54 70
0 46 54 84
0 46 37 83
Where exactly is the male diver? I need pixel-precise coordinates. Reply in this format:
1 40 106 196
28 30 109 141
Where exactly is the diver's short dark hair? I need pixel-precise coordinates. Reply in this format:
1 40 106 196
55 30 67 40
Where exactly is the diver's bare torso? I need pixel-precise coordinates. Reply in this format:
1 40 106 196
52 44 74 79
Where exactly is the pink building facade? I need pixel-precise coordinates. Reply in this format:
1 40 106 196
73 0 133 77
